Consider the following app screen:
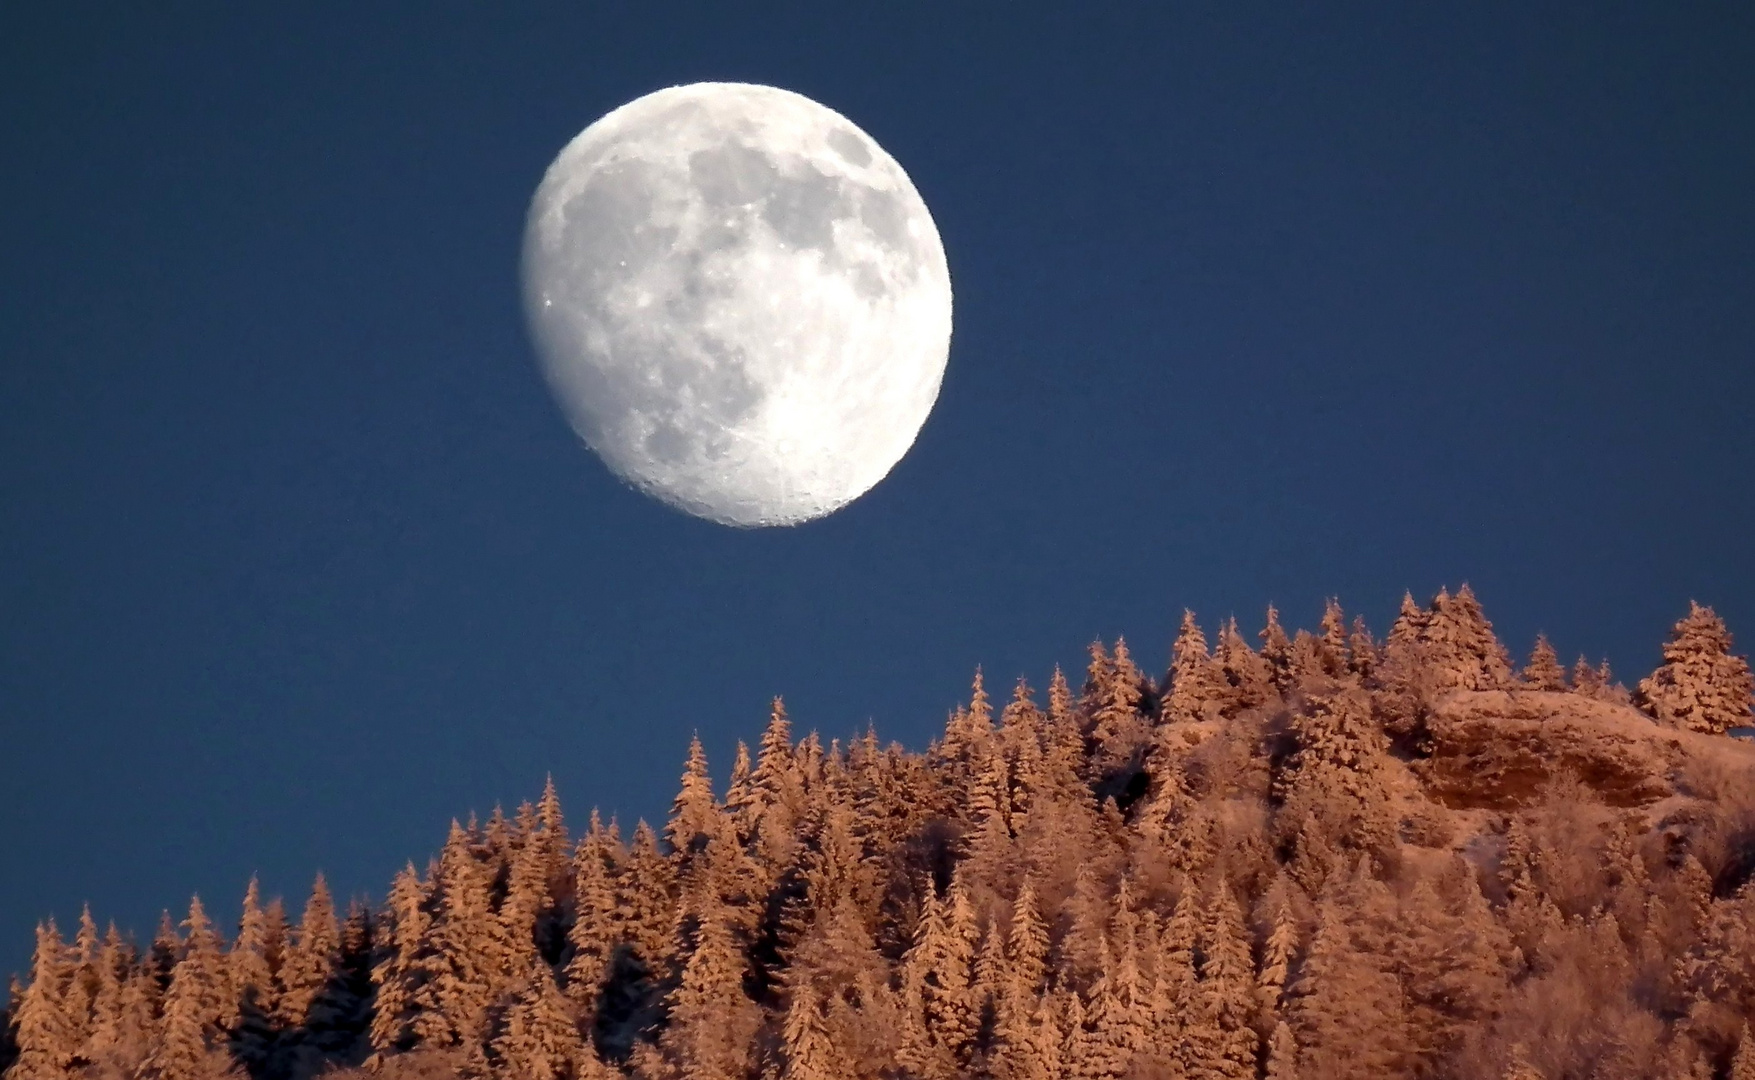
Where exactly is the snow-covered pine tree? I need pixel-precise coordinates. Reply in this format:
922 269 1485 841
1276 688 1397 866
667 734 721 863
1000 678 1047 825
1073 940 1129 1080
367 862 427 1061
1288 866 1410 1080
226 879 276 1074
277 874 339 1033
1379 592 1429 688
1571 655 1604 698
992 880 1048 1064
1637 602 1755 734
1347 615 1380 684
1255 872 1302 1024
1260 606 1294 695
1523 635 1566 691
487 969 588 1080
1145 881 1199 1077
779 889 892 1079
658 908 759 1080
562 812 622 1008
1197 880 1259 1080
963 741 1015 899
1212 616 1273 717
938 670 995 791
1316 599 1349 679
896 880 979 1079
751 698 809 876
63 907 99 1054
1035 666 1088 810
144 897 238 1080
9 921 76 1080
780 973 844 1080
406 823 501 1054
1087 639 1148 778
618 820 678 973
1264 1020 1297 1080
79 923 121 1066
1418 585 1513 692
1396 871 1507 1072
1165 611 1223 724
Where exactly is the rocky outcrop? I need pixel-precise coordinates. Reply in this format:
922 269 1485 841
1415 689 1747 808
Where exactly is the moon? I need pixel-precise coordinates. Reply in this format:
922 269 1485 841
522 82 953 527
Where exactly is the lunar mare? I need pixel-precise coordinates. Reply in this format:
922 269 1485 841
522 82 953 526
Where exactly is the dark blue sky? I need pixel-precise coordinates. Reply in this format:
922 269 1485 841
4 4 1752 974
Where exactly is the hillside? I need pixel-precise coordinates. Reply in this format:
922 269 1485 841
5 587 1755 1080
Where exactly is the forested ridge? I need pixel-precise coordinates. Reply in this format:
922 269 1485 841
6 587 1755 1080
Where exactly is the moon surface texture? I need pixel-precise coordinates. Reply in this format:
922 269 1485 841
523 83 953 527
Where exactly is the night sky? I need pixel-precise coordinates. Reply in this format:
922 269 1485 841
4 4 1753 975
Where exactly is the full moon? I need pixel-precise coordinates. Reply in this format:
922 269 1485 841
522 82 953 527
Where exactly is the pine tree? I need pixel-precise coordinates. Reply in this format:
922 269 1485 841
65 906 100 1052
81 922 127 1067
278 873 340 1032
1013 992 1064 1080
751 698 807 874
1257 875 1301 1022
1214 616 1273 716
178 897 235 1034
1002 678 1048 823
1075 942 1130 1080
780 978 844 1080
146 898 237 1080
1088 639 1147 776
1378 591 1429 693
724 741 757 839
783 894 893 1079
368 862 427 1059
1419 584 1513 692
1523 635 1567 691
1571 655 1605 698
1637 602 1755 734
668 734 722 860
502 812 556 978
228 879 276 1074
407 823 500 1052
1037 666 1088 809
1264 1020 1297 1080
564 812 622 1003
488 969 588 1080
1148 882 1199 1077
1347 616 1380 684
1197 881 1259 1080
1165 611 1222 724
1288 868 1409 1080
1277 688 1397 864
10 921 76 1080
939 669 996 786
1397 871 1507 1071
1316 598 1349 678
619 820 678 973
897 882 978 1078
1260 605 1294 694
658 910 759 1080
990 882 1049 1071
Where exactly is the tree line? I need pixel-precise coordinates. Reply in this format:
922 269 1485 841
5 587 1755 1080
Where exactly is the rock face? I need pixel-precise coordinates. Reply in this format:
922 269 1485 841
1417 689 1754 809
